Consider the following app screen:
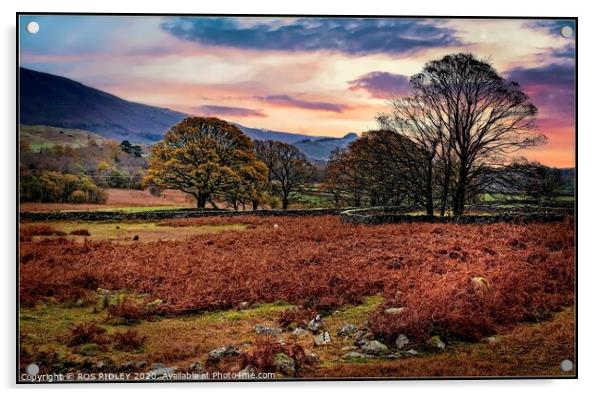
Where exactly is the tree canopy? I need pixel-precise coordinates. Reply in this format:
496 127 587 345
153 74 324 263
143 117 267 208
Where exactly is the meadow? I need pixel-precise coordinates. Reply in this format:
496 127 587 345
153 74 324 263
19 215 575 378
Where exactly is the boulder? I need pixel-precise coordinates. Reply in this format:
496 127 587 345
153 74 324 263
238 301 250 310
314 331 332 346
253 324 283 335
343 352 370 360
337 323 358 336
273 353 296 377
149 367 176 377
292 328 309 338
361 340 389 355
307 315 323 333
189 362 205 373
426 335 446 351
354 330 373 347
395 334 410 349
207 345 241 362
384 307 406 315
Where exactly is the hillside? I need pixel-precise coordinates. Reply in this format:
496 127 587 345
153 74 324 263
19 67 357 160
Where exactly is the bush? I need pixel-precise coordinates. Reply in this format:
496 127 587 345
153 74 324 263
113 329 146 351
20 171 107 204
68 323 108 346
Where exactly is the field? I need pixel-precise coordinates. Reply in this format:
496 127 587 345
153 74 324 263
19 215 575 379
20 125 108 151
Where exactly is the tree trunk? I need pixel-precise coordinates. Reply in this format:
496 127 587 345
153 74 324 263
197 194 207 209
282 196 289 210
453 166 468 216
252 200 258 210
425 165 434 217
439 163 451 217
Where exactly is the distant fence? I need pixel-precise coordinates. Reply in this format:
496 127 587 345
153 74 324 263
19 207 345 222
340 206 573 225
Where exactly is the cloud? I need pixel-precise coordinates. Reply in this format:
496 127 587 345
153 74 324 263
526 20 576 37
255 95 349 113
348 71 410 99
550 43 575 60
195 105 266 118
507 63 575 127
161 17 461 55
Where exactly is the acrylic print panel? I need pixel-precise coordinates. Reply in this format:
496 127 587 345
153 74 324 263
17 14 576 382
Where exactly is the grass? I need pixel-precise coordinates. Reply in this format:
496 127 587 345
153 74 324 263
20 125 107 151
20 296 574 378
22 221 247 242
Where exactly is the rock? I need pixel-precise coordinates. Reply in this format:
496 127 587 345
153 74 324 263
471 276 489 291
238 301 250 310
96 288 111 296
337 323 358 336
95 361 106 370
273 353 296 377
341 346 356 352
305 352 320 364
395 334 410 349
121 361 134 371
151 363 164 370
253 324 282 335
149 367 176 377
384 352 403 359
427 335 446 350
146 299 163 308
314 331 332 346
361 340 389 355
354 330 373 347
483 336 499 344
135 361 147 369
384 307 406 315
292 328 309 338
208 345 241 362
343 352 370 360
406 349 420 356
307 315 323 333
237 365 258 377
189 362 205 373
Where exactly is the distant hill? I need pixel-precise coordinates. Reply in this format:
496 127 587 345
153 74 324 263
292 133 359 161
18 67 357 160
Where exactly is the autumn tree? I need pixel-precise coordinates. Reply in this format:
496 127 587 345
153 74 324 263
143 117 268 209
254 140 314 209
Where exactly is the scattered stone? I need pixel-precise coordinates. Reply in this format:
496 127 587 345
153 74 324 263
207 345 241 362
307 315 323 333
238 365 258 378
146 299 163 308
149 367 176 377
384 307 406 315
337 323 358 336
471 276 490 291
151 363 164 370
253 324 282 335
95 361 106 370
135 361 147 369
426 335 446 350
238 301 250 310
343 352 370 361
406 349 420 356
292 328 309 338
188 362 205 373
121 361 134 371
395 334 410 349
384 352 403 359
361 340 388 355
314 331 331 346
483 336 499 344
273 353 296 377
354 330 373 347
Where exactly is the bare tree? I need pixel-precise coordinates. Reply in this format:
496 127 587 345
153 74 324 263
254 140 314 209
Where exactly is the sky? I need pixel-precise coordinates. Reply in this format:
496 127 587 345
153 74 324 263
18 16 576 167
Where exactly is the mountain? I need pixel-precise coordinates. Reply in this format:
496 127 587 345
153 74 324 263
19 67 188 143
18 67 357 160
292 133 359 161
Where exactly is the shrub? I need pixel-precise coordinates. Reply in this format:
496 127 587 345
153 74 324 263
278 307 317 329
68 323 108 346
113 329 146 351
20 171 107 204
69 229 91 236
106 299 146 324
